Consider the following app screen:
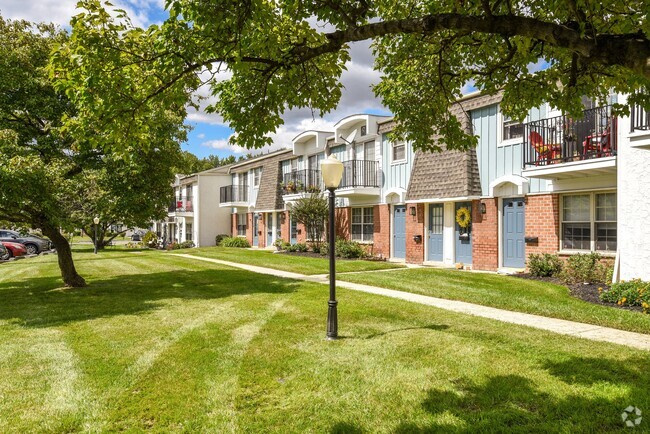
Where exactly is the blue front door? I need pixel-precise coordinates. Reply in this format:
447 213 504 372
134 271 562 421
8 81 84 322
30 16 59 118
267 213 273 247
503 198 526 268
428 204 444 261
455 202 472 265
392 205 406 259
253 214 259 247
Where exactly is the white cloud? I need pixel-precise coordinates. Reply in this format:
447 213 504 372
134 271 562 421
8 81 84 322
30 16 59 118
200 138 248 155
196 133 205 139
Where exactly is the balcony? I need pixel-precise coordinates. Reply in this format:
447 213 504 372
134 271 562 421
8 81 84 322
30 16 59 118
336 160 381 197
631 104 650 132
174 198 194 213
282 170 322 195
220 185 248 207
522 105 617 180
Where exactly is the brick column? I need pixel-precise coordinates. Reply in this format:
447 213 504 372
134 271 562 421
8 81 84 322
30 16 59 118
524 194 560 258
406 203 425 264
373 204 390 258
281 211 290 243
231 214 237 237
259 213 267 248
472 199 499 271
297 223 306 244
334 207 351 241
246 213 254 246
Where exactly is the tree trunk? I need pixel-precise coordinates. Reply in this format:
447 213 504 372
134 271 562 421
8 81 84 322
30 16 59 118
41 225 87 287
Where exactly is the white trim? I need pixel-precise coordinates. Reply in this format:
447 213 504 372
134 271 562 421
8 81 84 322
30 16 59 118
559 191 617 254
384 187 407 204
391 141 407 164
497 107 526 148
489 175 530 197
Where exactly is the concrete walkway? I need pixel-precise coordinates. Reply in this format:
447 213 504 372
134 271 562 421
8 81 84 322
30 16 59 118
172 253 650 351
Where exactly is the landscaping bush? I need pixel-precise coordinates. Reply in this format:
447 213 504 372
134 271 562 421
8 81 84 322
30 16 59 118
600 279 650 313
319 242 329 256
274 239 290 251
528 253 563 277
335 239 366 259
220 237 251 248
215 234 229 246
286 243 308 253
142 231 158 248
559 252 612 285
179 240 195 249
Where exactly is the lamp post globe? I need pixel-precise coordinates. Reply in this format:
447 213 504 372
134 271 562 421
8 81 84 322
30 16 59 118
320 155 344 340
93 216 100 255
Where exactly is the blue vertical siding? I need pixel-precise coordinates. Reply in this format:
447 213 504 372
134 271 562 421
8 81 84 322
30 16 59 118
381 133 414 199
472 104 548 196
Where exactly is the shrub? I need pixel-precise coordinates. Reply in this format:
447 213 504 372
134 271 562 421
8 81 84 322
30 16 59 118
179 240 195 249
319 242 329 256
600 279 650 313
142 231 158 248
215 234 229 246
527 253 563 277
335 239 366 259
286 243 308 252
220 237 251 248
560 252 612 285
274 239 289 251
291 194 328 247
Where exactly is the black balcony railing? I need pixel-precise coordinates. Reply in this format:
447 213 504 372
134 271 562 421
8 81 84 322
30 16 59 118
340 160 380 188
220 185 248 203
282 169 322 194
631 103 650 132
523 105 617 167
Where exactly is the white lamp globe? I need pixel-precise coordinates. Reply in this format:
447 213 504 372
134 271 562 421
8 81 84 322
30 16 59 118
321 155 344 189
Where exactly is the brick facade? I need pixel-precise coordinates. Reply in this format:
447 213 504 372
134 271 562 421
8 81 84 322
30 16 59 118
258 213 267 248
335 207 351 240
373 204 390 258
405 203 425 264
524 194 560 259
280 211 290 243
471 198 499 271
246 213 254 246
231 214 237 237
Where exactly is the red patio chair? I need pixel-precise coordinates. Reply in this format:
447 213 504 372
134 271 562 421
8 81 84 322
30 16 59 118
529 131 560 165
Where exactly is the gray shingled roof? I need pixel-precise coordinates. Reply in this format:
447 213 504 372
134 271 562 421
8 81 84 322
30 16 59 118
406 92 502 200
254 150 292 210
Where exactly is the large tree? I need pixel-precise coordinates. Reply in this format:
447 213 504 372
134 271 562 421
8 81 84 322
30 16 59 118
54 0 650 154
0 16 187 287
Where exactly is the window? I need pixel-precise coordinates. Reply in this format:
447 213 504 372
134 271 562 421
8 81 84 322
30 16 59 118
185 223 193 241
503 116 524 141
253 167 262 187
290 158 298 172
352 207 374 242
360 125 367 136
392 141 406 162
237 213 247 237
562 192 616 252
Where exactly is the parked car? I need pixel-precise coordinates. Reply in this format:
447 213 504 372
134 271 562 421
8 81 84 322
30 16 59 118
0 241 27 260
0 243 7 261
0 230 51 255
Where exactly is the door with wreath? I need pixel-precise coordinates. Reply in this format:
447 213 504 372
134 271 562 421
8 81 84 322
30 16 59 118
455 202 473 265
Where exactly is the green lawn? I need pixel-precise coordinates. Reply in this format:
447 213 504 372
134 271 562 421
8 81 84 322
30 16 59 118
337 267 650 334
189 246 405 275
0 250 649 432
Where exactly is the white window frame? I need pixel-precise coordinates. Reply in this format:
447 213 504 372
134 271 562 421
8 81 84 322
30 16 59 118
185 222 193 241
498 107 526 147
253 167 262 188
236 213 247 237
351 207 374 243
391 141 407 164
560 191 617 254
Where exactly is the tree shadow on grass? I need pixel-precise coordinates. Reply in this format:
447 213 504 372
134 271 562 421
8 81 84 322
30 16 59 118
0 269 299 328
394 355 650 433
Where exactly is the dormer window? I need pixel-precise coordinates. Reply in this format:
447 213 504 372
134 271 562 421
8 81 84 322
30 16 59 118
360 125 367 136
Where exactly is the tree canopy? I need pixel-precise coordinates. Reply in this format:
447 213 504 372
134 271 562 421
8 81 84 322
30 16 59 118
0 16 187 286
53 0 650 153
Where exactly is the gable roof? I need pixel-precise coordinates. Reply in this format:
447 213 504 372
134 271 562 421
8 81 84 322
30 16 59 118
253 150 292 210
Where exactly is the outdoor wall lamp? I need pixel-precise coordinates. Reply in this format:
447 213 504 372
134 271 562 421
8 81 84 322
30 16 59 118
321 154 344 340
409 206 416 216
480 202 487 214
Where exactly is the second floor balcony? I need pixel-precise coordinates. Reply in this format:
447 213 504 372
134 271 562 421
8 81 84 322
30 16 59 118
219 185 248 206
522 105 617 179
282 169 322 195
337 159 381 197
169 198 193 213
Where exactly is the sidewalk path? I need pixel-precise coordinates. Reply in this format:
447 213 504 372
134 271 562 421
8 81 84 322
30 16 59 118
172 253 650 351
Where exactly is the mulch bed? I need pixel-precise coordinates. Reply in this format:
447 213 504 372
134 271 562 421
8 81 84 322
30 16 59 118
516 273 644 313
275 251 386 262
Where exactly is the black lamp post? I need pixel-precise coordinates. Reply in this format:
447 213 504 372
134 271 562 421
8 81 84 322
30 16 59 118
321 155 344 340
93 216 100 255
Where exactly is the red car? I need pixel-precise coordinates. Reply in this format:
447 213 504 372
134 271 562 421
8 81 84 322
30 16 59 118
1 241 27 260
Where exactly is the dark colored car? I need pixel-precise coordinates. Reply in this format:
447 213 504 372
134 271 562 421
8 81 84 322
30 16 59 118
1 241 27 260
0 230 51 255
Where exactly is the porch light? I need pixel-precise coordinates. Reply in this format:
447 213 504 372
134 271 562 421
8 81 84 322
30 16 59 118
321 155 344 189
409 206 416 216
480 202 487 214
